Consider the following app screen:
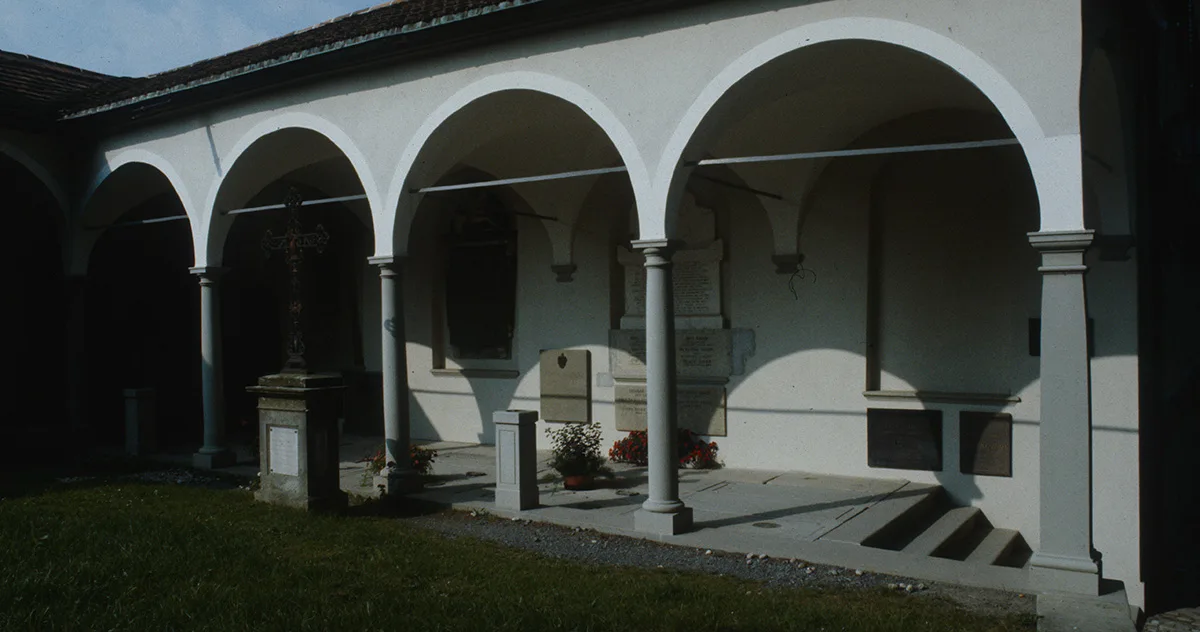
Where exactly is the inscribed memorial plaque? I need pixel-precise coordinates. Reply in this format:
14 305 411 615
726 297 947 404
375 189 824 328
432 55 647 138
610 329 732 380
540 349 591 422
269 426 300 477
867 409 943 471
615 384 727 436
959 412 1013 477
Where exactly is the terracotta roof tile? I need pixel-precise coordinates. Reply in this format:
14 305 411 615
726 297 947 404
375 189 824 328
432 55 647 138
75 0 546 115
0 51 128 121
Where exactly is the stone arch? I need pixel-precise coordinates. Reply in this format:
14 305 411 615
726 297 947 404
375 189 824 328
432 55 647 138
383 71 652 258
72 150 197 275
202 113 379 267
0 141 69 227
650 17 1077 240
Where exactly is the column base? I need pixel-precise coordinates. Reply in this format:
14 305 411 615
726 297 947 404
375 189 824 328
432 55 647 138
495 486 539 512
192 448 236 470
635 506 694 536
376 470 423 497
1031 552 1101 595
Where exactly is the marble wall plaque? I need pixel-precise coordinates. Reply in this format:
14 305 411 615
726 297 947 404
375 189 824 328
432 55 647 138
867 409 943 471
610 329 733 380
269 426 300 477
540 349 591 422
618 241 724 328
960 412 1013 477
615 384 727 436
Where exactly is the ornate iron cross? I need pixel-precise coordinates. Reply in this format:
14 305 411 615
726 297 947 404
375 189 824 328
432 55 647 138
262 188 331 374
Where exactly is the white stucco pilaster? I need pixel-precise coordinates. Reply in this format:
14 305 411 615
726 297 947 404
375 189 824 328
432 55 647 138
1028 230 1099 595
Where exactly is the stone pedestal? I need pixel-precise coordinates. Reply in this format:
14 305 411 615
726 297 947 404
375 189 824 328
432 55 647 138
494 410 539 511
249 373 346 513
123 388 156 456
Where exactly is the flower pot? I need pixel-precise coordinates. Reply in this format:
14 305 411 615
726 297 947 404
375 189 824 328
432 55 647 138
563 474 595 490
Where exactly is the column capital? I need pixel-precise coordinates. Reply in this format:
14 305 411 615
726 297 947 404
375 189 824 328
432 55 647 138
1028 230 1095 252
1028 230 1094 275
630 238 684 253
189 266 229 281
369 255 406 271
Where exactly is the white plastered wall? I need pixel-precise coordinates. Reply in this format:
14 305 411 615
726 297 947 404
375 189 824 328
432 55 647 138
62 0 1152 606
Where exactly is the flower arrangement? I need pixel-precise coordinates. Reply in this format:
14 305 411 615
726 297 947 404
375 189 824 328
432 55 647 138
363 444 439 477
546 422 610 478
609 429 721 469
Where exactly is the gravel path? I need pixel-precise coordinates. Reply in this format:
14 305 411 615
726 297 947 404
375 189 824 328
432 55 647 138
404 507 1036 622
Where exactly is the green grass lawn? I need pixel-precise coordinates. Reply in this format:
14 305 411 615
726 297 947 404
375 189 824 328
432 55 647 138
0 471 1035 632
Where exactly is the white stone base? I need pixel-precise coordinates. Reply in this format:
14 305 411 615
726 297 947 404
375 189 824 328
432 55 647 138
635 506 694 536
1031 553 1101 595
376 470 424 496
192 449 236 470
495 487 539 511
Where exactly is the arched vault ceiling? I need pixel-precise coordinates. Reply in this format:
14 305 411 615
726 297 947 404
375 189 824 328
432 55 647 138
705 40 1001 160
412 90 625 187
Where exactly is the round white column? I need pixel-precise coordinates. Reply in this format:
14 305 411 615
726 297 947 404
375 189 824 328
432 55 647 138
633 240 693 536
190 267 235 469
371 256 420 495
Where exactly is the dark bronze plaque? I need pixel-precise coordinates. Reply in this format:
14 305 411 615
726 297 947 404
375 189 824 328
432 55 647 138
960 412 1013 477
867 409 943 471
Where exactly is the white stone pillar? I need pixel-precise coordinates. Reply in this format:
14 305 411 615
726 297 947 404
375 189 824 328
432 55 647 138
370 256 421 495
633 239 693 536
190 267 235 469
1028 230 1099 595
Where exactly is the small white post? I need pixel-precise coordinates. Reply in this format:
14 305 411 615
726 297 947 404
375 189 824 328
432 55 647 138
494 410 539 511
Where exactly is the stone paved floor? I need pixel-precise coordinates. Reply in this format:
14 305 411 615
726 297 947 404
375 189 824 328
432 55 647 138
1144 608 1200 632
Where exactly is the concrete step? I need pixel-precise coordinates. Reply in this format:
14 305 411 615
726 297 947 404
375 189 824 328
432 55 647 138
902 506 983 558
965 527 1017 565
966 527 1023 566
819 482 942 546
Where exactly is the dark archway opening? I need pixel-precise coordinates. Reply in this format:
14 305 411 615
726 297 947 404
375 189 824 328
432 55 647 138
85 194 199 449
2 154 66 463
221 182 373 444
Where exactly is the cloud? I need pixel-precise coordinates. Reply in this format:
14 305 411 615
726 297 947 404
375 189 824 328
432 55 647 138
0 0 366 76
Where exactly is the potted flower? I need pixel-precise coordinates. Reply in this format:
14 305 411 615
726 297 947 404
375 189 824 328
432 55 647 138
546 422 611 490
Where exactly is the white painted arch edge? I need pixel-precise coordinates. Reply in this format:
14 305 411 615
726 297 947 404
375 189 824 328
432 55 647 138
648 17 1084 239
380 71 654 258
0 141 70 223
71 148 199 275
198 111 383 267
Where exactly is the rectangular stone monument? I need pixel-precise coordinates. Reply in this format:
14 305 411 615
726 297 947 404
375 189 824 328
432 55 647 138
615 384 727 436
960 412 1013 477
248 373 347 512
867 408 943 471
123 388 156 456
540 349 590 423
618 240 724 330
494 410 539 511
610 329 733 380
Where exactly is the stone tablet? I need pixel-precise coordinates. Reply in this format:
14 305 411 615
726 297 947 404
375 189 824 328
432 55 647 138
610 329 733 380
540 349 591 423
867 408 943 471
960 412 1013 477
615 384 727 436
269 426 300 477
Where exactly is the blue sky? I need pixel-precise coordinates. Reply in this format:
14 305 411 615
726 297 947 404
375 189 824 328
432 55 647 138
0 0 373 77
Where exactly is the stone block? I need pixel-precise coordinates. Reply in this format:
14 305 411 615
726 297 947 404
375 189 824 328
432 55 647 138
494 410 539 511
635 506 694 536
